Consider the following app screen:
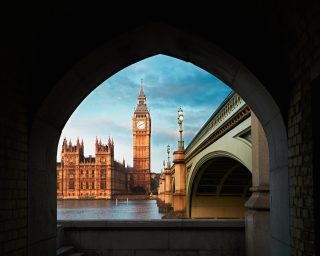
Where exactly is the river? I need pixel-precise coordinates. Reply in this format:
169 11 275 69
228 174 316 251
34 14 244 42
57 199 164 220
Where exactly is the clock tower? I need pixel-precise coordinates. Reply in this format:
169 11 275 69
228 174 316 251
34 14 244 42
132 81 151 192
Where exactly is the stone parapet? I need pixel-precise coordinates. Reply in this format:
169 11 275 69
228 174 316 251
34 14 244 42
59 220 245 255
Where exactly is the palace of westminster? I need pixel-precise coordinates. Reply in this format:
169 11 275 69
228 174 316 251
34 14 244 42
56 84 152 199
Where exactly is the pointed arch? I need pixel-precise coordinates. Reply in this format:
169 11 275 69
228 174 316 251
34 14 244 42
29 22 289 255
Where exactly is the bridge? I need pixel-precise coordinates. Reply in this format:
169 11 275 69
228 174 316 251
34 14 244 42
158 92 269 222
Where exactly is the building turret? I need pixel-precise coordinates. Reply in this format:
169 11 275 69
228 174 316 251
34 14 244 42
95 137 99 152
76 137 80 149
62 138 67 152
80 139 84 154
78 138 84 161
61 138 68 164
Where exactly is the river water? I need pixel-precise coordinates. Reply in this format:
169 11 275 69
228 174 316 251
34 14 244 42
57 199 164 220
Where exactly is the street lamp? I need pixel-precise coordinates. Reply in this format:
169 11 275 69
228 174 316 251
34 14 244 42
167 144 171 168
177 106 184 150
161 160 165 175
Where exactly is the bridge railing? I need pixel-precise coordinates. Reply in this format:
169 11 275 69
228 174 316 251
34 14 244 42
185 92 248 159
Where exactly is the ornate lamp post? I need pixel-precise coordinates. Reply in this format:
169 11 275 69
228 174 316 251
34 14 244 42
171 106 186 215
177 106 184 150
167 144 171 168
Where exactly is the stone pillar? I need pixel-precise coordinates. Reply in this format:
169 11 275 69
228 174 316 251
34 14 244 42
157 174 166 209
164 168 172 206
245 112 270 256
157 181 161 196
160 174 165 202
173 150 186 216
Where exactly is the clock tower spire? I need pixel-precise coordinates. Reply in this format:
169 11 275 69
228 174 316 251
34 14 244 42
132 80 151 193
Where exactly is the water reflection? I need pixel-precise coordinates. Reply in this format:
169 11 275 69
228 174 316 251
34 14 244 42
57 199 164 220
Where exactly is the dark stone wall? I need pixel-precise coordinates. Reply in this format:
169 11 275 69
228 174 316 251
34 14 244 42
0 48 28 255
286 3 320 255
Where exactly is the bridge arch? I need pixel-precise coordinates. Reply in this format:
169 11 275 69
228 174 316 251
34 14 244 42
187 151 252 217
29 22 288 254
189 155 252 219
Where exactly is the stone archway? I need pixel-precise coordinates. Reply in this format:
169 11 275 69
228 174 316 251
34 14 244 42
29 23 289 255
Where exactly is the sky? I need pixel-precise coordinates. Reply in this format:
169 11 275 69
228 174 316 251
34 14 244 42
57 54 232 172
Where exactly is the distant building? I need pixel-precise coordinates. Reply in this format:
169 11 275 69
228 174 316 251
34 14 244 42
131 82 151 192
56 82 154 198
57 137 128 199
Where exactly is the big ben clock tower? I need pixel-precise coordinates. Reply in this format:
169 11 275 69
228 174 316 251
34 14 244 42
132 80 151 192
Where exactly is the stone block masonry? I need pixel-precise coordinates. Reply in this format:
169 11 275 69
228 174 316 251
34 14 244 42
286 6 320 255
59 220 245 256
0 54 28 255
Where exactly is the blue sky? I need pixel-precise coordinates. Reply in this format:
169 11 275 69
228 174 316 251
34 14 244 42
57 54 232 172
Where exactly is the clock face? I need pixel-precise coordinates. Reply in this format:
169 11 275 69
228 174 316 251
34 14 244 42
136 120 146 130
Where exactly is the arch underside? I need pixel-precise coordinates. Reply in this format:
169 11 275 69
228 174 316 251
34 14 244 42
191 156 252 219
29 23 289 255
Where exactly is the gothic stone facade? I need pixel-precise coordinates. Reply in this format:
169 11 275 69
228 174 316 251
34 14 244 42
131 84 151 192
57 137 128 199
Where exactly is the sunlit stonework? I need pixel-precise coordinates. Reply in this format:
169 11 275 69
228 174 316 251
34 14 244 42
56 82 152 198
56 137 128 199
131 80 151 192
